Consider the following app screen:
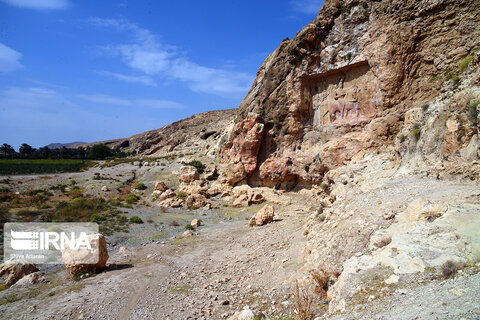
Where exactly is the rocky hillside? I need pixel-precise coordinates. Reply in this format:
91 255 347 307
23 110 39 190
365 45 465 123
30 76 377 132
79 109 236 157
219 0 480 188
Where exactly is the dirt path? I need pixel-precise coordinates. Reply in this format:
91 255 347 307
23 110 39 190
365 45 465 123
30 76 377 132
0 200 310 320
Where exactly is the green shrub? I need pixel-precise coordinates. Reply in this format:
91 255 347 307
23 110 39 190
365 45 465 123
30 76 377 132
468 100 479 121
320 183 328 191
176 191 188 200
129 215 143 224
185 160 206 174
42 196 108 223
411 128 421 140
118 215 128 223
458 55 473 72
421 104 429 111
90 214 106 223
109 199 121 206
185 224 195 231
133 182 147 190
125 193 140 204
398 133 406 142
48 291 55 297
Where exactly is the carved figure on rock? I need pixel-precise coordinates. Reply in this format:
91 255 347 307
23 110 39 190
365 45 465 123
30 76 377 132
343 87 359 120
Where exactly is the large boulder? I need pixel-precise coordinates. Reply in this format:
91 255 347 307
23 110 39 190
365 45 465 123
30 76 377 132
62 234 109 276
249 204 275 227
154 181 168 192
11 272 47 287
0 260 39 286
185 194 209 209
160 197 184 208
178 180 208 196
158 189 176 201
233 194 250 207
179 166 200 183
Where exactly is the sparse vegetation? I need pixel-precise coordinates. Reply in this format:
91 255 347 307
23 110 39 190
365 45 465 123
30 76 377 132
0 159 90 175
458 55 474 72
310 269 330 298
1 294 18 304
291 280 314 320
468 100 479 122
133 182 147 190
170 220 180 227
345 52 352 62
90 213 106 223
441 260 459 278
129 215 144 224
185 224 195 231
176 191 188 200
73 270 96 281
411 123 421 140
185 160 206 174
421 103 429 111
339 4 351 16
125 193 140 204
398 133 406 142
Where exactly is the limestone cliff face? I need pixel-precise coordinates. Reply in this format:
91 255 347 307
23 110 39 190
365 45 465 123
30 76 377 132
221 0 480 187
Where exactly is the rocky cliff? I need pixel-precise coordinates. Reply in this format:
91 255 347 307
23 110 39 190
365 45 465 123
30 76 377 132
79 109 236 157
220 0 480 188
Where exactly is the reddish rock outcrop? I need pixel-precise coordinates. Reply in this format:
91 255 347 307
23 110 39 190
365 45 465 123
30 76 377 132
221 113 264 185
220 0 480 186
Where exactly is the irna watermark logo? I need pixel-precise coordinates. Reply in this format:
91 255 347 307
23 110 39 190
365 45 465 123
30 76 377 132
3 223 99 264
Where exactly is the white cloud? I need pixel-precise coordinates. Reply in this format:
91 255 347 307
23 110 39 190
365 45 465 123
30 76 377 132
75 93 183 109
289 0 324 15
92 18 254 97
0 43 23 73
95 70 157 87
0 0 69 10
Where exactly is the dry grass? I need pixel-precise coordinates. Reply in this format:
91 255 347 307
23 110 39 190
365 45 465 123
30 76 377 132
441 260 459 278
291 280 314 320
309 269 329 298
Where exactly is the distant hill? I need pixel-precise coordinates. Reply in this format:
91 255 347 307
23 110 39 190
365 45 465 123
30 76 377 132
46 142 87 149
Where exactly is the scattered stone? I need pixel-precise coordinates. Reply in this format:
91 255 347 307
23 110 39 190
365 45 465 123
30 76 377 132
191 219 202 228
154 181 168 192
370 234 392 250
11 272 47 287
385 274 400 284
249 204 275 227
0 260 39 286
179 166 200 183
101 186 109 192
233 194 250 207
182 230 195 238
185 194 209 209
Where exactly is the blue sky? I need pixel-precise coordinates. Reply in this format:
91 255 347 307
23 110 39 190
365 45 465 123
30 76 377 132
0 0 324 149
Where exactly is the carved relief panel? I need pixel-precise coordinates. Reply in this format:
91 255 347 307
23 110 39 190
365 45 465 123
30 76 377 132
302 61 379 126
